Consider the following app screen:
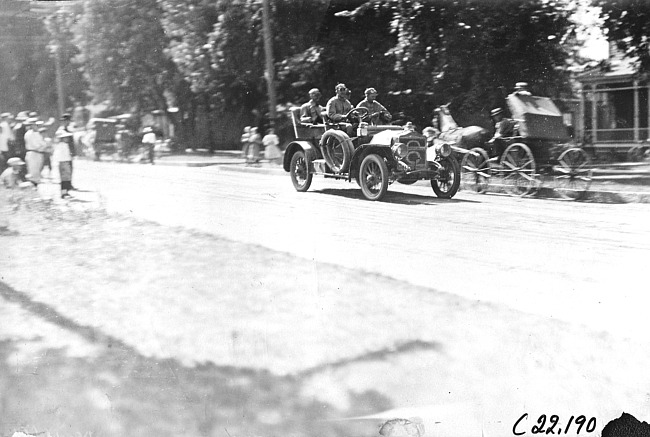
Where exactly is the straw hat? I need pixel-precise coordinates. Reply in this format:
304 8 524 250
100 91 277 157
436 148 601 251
7 157 25 166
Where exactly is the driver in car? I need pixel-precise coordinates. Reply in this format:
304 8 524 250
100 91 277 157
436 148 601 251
326 83 355 135
356 87 392 125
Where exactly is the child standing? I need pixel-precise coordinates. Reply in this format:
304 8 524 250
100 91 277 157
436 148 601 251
52 130 74 198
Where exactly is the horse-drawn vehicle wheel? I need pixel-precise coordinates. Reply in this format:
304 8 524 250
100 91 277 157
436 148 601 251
500 143 537 197
290 150 312 192
553 147 592 200
461 147 491 193
359 154 389 201
431 156 461 199
320 130 354 173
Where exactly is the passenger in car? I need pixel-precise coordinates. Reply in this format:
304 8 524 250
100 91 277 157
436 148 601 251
299 88 325 124
356 87 392 125
326 83 353 123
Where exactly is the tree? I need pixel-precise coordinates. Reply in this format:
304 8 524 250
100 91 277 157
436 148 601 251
43 5 91 110
75 0 179 113
596 0 650 70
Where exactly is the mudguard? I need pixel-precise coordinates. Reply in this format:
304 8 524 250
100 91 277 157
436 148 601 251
283 141 322 172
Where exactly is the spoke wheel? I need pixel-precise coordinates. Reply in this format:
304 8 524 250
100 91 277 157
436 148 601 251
431 156 461 199
500 143 537 197
289 150 312 192
461 147 491 193
553 147 592 200
320 130 353 173
359 154 389 201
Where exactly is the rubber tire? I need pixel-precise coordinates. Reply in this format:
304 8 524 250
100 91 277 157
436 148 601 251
320 130 353 173
359 154 389 201
289 150 312 192
431 156 461 199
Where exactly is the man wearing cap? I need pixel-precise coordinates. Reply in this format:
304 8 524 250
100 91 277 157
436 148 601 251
1 157 28 189
11 112 29 160
326 83 353 123
24 119 48 187
513 82 532 96
300 88 325 124
356 88 392 126
488 107 517 156
0 113 13 172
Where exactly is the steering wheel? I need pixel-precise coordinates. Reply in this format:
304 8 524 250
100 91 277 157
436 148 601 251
345 107 369 123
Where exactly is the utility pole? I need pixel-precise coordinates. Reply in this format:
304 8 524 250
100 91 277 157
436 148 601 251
54 43 65 117
261 0 277 129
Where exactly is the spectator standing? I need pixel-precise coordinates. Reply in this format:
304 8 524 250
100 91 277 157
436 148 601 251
11 112 28 160
141 126 156 164
24 119 47 187
0 113 13 172
246 127 262 165
240 126 251 160
262 128 282 164
52 130 74 198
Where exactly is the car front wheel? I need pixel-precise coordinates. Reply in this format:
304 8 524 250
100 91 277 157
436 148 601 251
290 150 312 192
359 154 389 201
431 156 461 198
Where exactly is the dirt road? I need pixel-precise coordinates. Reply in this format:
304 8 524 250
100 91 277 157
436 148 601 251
1 161 649 437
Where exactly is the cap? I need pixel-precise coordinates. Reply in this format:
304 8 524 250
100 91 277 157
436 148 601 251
24 117 38 125
143 126 153 133
7 157 25 166
28 111 38 117
364 87 378 95
515 82 528 88
335 83 348 92
308 88 321 95
1 112 11 118
490 108 503 117
60 113 71 121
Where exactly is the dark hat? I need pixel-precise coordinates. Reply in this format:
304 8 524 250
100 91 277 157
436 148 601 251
490 108 503 117
60 113 71 121
364 87 378 95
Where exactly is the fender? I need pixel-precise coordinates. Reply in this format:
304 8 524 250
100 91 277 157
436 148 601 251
350 144 397 176
283 140 322 172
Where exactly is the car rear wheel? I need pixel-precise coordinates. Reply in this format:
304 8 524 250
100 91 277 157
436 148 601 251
359 154 389 201
431 156 461 198
290 150 312 192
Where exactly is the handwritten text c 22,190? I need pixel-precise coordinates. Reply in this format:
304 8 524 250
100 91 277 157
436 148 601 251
512 414 597 435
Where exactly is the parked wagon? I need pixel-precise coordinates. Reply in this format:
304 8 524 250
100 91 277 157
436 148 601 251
460 93 593 200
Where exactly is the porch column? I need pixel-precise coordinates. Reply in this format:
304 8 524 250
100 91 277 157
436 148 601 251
591 84 598 143
634 80 639 141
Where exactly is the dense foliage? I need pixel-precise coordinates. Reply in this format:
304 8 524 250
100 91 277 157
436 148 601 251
596 0 650 70
34 0 636 147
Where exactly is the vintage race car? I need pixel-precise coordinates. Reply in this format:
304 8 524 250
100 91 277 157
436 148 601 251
283 106 460 201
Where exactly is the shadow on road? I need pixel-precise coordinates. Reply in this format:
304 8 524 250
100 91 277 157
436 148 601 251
1 279 394 437
315 188 479 205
